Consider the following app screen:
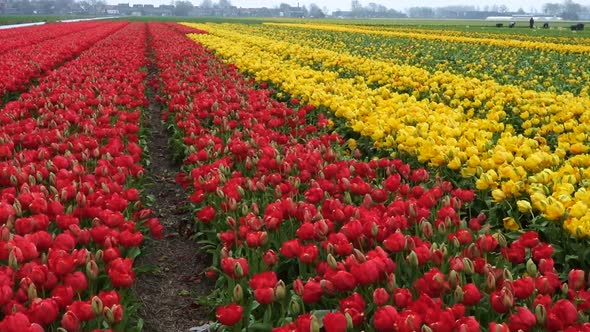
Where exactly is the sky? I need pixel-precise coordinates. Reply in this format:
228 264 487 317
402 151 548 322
108 0 590 13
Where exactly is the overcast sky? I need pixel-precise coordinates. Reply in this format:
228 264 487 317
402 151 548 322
109 0 590 13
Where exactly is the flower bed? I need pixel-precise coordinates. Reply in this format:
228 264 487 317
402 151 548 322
0 21 105 55
184 23 590 241
151 22 590 331
0 21 127 100
0 22 161 331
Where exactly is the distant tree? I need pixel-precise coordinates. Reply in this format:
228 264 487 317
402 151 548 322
55 0 74 13
387 8 406 17
308 3 325 17
516 7 525 13
367 2 387 13
174 0 193 15
543 2 561 15
79 0 106 15
217 0 231 9
351 0 362 12
200 0 212 8
408 6 434 18
561 0 582 19
498 4 508 13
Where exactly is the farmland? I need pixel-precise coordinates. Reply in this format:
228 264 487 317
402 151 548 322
1 18 590 331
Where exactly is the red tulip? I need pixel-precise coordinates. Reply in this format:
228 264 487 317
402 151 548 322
216 303 243 326
547 299 578 331
196 205 216 223
328 270 357 292
455 316 480 331
532 243 554 262
373 288 390 306
373 305 398 332
323 311 348 332
568 269 585 291
0 312 43 332
107 258 135 288
302 279 323 303
393 288 413 308
462 283 482 306
339 292 366 326
513 277 535 299
508 307 536 332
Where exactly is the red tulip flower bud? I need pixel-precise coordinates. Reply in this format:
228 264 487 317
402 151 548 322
326 254 338 270
233 284 243 302
561 283 569 295
386 273 397 292
28 283 37 301
526 259 538 277
311 315 321 332
290 297 301 315
8 248 19 270
320 279 336 296
485 271 496 292
463 258 474 275
488 323 509 332
293 279 304 296
353 249 366 263
420 220 433 238
534 303 547 325
233 262 244 278
501 287 514 309
275 280 286 300
373 288 390 307
90 296 103 317
262 249 278 267
407 250 419 267
61 311 80 332
449 270 460 289
86 261 99 280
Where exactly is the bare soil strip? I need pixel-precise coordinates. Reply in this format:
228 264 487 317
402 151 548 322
133 42 213 332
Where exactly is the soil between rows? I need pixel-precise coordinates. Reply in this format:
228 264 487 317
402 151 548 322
133 59 213 332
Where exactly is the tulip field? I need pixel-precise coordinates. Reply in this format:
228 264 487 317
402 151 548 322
2 19 590 332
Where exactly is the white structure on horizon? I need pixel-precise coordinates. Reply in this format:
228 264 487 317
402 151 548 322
486 15 563 21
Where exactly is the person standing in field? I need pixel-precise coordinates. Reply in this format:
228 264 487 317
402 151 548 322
530 17 535 28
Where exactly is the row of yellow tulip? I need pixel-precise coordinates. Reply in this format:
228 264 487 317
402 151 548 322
234 23 590 95
265 23 590 54
184 22 590 237
356 24 590 45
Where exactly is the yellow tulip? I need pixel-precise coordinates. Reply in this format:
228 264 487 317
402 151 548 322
544 198 565 220
569 201 588 219
492 189 506 203
448 157 462 170
503 217 520 231
517 200 532 213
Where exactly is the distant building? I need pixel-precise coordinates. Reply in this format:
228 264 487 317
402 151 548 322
236 7 281 17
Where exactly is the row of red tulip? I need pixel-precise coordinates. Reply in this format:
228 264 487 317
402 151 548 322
0 21 128 100
0 22 161 331
0 22 106 55
151 22 590 331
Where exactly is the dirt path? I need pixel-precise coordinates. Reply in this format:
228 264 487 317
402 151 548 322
133 53 213 332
